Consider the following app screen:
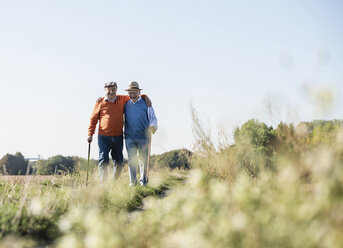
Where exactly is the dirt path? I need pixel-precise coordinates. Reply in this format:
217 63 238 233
128 173 187 222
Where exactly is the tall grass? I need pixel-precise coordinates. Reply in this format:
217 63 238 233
185 107 343 247
83 110 342 248
1 108 343 247
0 170 184 247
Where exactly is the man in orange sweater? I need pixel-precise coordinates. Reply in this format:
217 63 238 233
87 82 150 183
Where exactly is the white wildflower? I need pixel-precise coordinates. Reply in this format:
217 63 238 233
231 211 247 230
28 198 42 216
58 217 72 232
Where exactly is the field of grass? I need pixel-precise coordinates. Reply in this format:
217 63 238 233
2 143 343 248
1 118 343 247
0 170 186 247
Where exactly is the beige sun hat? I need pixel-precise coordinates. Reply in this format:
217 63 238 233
125 81 143 91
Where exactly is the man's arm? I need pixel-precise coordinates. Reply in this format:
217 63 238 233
121 95 130 103
96 97 104 103
142 95 152 107
120 94 152 107
148 106 158 134
87 101 101 143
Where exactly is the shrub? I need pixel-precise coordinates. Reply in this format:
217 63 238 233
151 149 192 170
233 119 276 177
36 155 76 175
0 152 29 175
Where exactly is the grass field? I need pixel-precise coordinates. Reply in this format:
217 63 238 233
0 170 186 248
1 149 343 248
1 151 343 248
1 119 343 247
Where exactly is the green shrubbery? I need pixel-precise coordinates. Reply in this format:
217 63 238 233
34 155 98 175
0 152 30 175
192 117 343 181
36 155 76 175
150 149 192 170
233 119 276 177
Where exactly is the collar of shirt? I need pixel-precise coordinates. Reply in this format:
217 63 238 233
104 96 117 103
130 96 141 104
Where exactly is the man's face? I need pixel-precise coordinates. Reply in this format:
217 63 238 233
128 89 140 101
105 86 117 100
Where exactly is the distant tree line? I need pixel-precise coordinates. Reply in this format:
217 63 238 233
0 149 191 175
0 153 98 175
2 119 341 175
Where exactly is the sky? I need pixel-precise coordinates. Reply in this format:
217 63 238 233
0 0 342 159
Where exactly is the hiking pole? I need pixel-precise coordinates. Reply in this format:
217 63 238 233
147 130 152 183
86 142 91 187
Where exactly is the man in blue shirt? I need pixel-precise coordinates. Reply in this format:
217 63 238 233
124 81 158 186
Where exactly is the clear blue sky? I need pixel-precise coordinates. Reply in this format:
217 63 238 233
1 0 342 159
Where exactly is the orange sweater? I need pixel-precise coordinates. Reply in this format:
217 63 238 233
88 95 130 137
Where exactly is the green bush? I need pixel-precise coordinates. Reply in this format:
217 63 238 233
36 155 76 175
150 149 192 170
0 152 29 175
233 119 276 177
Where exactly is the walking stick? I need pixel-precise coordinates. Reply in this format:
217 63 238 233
147 130 152 183
86 142 91 187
